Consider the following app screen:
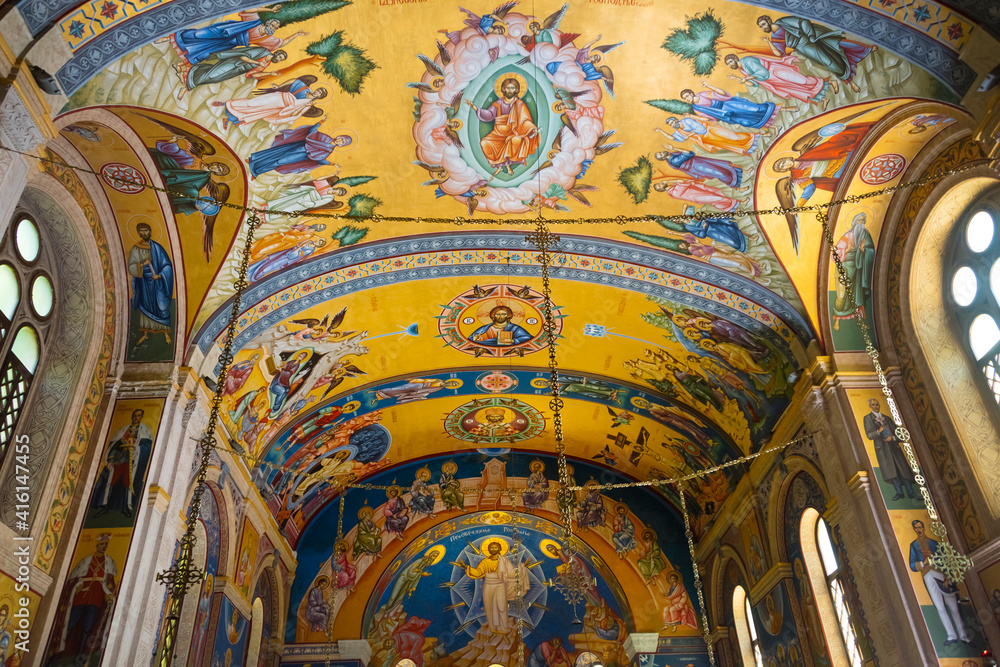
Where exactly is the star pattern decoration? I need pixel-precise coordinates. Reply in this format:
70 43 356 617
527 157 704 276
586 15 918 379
947 22 964 40
912 4 932 22
99 1 118 19
68 19 85 38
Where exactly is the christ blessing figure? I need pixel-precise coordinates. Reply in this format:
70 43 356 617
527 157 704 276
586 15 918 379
460 540 529 633
468 77 539 175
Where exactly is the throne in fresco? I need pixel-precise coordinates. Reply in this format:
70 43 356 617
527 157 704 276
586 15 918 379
475 458 509 510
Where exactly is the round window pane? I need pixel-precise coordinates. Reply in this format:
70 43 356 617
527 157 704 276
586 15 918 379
967 211 995 253
990 259 1000 308
970 314 1000 360
952 267 978 306
0 263 18 319
14 218 39 262
31 274 53 317
11 325 39 374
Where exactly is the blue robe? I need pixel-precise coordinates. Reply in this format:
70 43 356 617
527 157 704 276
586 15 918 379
684 217 747 252
132 240 173 326
248 123 336 178
247 241 319 281
469 322 532 346
666 151 742 188
173 19 262 65
693 94 776 129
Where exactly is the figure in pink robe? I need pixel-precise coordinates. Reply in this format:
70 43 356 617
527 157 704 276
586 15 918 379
654 178 739 212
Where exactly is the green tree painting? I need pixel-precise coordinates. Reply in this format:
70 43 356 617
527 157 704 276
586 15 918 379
662 10 725 76
306 31 378 95
269 0 352 26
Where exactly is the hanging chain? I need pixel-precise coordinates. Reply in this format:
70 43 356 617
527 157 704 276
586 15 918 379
817 208 974 583
508 489 527 667
677 484 715 667
2 144 991 226
323 494 346 667
154 212 261 660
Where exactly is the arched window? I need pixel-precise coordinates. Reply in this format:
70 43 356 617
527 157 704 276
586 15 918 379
245 597 264 667
947 202 1000 403
0 214 54 465
800 508 862 667
732 585 763 667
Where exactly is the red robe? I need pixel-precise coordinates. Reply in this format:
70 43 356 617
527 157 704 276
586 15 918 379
393 616 432 666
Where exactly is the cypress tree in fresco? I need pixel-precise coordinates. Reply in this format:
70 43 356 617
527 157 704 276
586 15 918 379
645 99 694 116
306 31 378 95
346 194 382 218
662 10 725 76
269 0 352 26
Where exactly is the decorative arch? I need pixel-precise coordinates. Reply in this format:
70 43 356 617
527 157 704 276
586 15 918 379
769 461 830 564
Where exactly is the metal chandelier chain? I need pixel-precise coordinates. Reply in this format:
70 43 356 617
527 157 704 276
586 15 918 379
154 212 262 661
677 488 715 667
817 208 974 584
0 144 992 226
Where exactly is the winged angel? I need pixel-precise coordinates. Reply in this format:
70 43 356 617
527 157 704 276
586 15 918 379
247 307 369 411
140 114 232 260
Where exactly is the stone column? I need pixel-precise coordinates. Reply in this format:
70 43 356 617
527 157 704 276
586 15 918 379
799 377 936 667
99 371 207 666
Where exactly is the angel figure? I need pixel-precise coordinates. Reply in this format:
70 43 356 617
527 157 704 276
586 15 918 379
773 107 881 251
214 76 327 130
141 114 230 260
459 1 519 36
547 35 623 98
414 160 449 187
518 4 580 60
432 93 465 149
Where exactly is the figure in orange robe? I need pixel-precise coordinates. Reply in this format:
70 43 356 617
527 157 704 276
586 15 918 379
469 77 539 175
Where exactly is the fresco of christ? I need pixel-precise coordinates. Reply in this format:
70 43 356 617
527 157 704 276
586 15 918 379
467 76 539 175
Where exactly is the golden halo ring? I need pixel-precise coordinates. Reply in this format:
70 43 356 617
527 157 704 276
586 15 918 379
494 72 529 100
539 538 562 558
479 536 510 555
424 545 446 565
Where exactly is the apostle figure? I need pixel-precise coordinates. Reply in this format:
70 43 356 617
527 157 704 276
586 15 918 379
408 468 436 518
160 7 304 67
384 486 410 540
50 534 118 660
680 85 784 131
724 53 834 106
863 398 917 501
659 117 759 156
527 637 572 667
522 460 550 511
470 305 533 346
758 15 876 93
467 77 539 175
612 504 637 557
831 212 874 330
439 461 465 511
386 550 437 610
459 539 529 632
662 572 698 630
637 530 667 585
655 144 742 188
268 350 309 418
333 540 357 591
304 577 331 632
248 238 327 282
653 178 739 212
217 77 327 129
393 616 432 667
222 353 260 396
128 223 174 346
576 483 607 531
353 506 384 559
250 223 328 264
249 123 353 178
178 48 286 99
910 519 972 646
93 409 154 518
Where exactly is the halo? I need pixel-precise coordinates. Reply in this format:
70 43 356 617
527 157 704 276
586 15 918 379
641 528 657 542
588 51 604 66
424 545 446 565
527 18 542 32
329 128 359 153
442 460 458 474
762 151 800 179
416 466 431 480
529 459 545 473
203 154 241 184
479 536 509 555
840 204 875 230
448 118 464 131
335 538 349 552
539 538 562 557
494 72 529 99
358 505 374 520
386 485 402 498
315 575 330 588
614 502 628 514
584 479 600 488
551 101 567 113
342 400 361 413
126 214 166 244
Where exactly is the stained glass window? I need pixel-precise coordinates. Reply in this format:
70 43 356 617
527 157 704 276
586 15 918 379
0 214 54 463
949 205 1000 404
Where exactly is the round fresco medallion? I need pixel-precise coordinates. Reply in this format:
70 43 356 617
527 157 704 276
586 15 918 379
437 284 561 357
100 162 146 194
476 370 518 393
443 397 543 444
530 377 550 389
859 153 906 185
